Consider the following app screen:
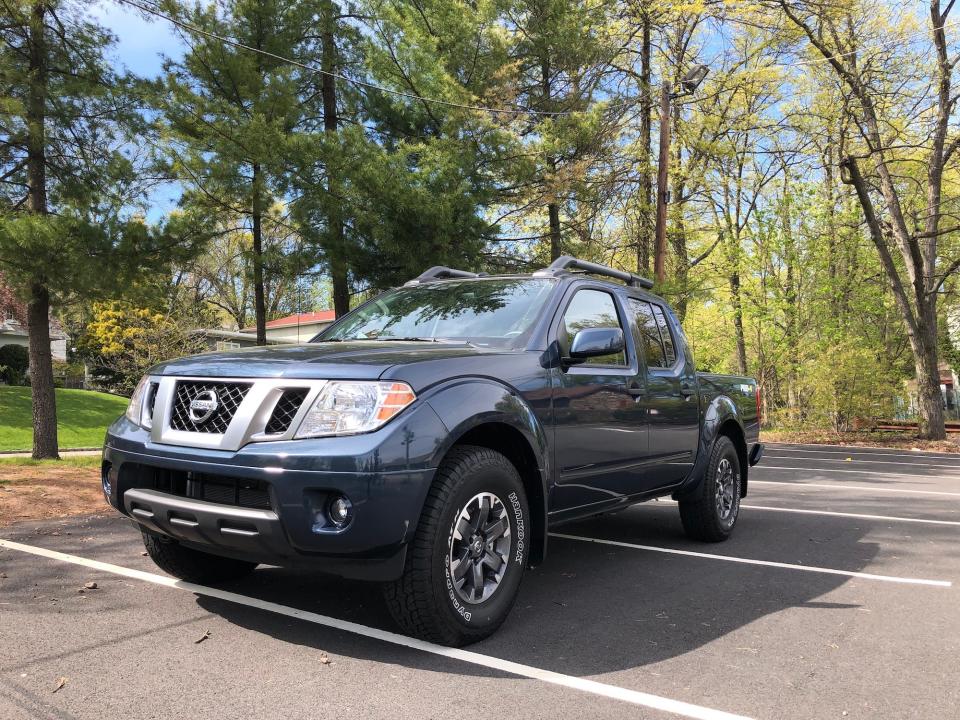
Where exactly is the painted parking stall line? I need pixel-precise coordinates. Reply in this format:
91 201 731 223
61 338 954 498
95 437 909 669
764 444 960 461
763 455 960 471
548 533 953 587
638 499 960 527
756 465 960 481
739 505 960 527
751 478 960 498
0 538 754 720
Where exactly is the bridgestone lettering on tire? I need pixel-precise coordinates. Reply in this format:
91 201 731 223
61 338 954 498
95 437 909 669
141 532 257 583
679 435 741 542
384 445 530 646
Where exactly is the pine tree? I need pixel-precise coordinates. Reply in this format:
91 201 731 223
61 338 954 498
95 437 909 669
0 0 201 458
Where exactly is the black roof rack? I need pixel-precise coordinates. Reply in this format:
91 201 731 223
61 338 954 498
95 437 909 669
534 255 654 289
404 266 486 286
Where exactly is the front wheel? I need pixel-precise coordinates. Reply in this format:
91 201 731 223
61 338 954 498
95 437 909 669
384 446 529 646
679 435 741 542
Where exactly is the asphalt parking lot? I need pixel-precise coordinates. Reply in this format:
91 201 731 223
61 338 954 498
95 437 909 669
2 442 959 720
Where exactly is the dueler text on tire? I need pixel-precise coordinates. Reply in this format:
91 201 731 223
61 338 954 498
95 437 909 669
679 435 741 542
141 532 258 583
384 445 530 646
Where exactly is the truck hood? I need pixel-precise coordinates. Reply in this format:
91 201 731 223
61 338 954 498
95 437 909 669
149 341 499 380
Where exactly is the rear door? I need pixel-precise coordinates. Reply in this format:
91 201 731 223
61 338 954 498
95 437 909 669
629 299 699 488
550 286 648 515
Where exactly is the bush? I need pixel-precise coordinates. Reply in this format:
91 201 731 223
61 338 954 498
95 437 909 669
0 344 28 385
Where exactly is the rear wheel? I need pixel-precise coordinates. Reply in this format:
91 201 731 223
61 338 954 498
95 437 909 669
384 446 529 646
141 532 257 583
679 435 741 542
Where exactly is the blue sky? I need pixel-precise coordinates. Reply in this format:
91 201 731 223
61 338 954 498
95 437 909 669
91 1 183 77
91 1 186 220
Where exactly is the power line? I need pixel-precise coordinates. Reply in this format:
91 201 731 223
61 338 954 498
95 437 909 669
115 0 960 119
114 0 574 117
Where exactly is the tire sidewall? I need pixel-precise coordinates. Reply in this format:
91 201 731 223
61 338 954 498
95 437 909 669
431 458 529 633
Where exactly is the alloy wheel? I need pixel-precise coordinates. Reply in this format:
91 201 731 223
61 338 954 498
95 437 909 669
448 492 511 604
715 457 736 520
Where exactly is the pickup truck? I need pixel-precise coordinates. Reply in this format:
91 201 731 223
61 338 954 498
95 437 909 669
102 256 763 646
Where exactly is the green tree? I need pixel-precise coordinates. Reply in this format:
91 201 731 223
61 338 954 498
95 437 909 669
0 0 202 458
156 0 322 337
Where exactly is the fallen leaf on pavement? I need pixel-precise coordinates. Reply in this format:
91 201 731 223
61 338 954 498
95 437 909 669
195 630 212 644
52 677 68 694
83 581 97 590
319 653 332 665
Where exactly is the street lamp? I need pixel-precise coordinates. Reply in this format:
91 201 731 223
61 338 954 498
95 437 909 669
653 64 710 285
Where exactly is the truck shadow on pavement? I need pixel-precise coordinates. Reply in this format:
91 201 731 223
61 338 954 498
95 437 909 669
193 503 891 678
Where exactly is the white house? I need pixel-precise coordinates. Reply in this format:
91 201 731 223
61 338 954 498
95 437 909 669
241 311 336 344
0 317 67 361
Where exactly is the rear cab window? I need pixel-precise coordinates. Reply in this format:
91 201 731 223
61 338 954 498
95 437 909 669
629 299 678 369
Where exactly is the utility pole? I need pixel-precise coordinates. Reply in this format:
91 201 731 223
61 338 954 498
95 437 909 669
652 65 710 286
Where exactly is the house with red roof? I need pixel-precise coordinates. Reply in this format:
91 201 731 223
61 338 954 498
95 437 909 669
240 311 337 345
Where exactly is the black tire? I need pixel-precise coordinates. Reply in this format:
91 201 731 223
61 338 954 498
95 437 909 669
679 435 741 542
141 532 258 583
384 445 530 646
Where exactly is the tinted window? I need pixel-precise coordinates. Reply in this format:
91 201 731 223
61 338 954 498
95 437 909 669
561 289 626 366
319 279 555 348
630 299 666 368
651 305 677 365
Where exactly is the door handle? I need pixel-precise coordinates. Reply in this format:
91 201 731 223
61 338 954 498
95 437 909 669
679 381 695 396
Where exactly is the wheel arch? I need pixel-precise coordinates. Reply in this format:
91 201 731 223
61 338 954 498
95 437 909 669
716 418 749 497
425 379 550 566
674 393 748 501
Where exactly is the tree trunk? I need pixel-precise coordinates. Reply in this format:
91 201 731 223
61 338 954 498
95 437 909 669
321 0 349 317
915 303 945 439
26 1 57 459
840 156 945 439
547 202 561 261
729 270 747 375
251 163 267 345
28 283 58 459
540 57 562 261
637 9 652 274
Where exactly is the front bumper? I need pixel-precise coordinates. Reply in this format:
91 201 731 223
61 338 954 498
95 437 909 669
102 401 447 581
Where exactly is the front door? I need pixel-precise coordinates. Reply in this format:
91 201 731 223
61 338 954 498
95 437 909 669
551 287 648 516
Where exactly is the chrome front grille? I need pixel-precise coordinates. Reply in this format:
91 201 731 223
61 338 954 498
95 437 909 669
169 380 252 434
145 376 327 451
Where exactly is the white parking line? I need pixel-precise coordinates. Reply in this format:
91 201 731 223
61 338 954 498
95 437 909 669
549 533 952 587
0 538 753 720
637 499 960 526
757 464 960 481
764 454 960 471
740 505 960 527
752 479 960 497
765 444 960 461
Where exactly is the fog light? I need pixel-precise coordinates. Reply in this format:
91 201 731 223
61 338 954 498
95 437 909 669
328 495 353 528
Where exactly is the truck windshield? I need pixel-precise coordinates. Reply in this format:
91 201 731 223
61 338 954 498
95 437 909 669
317 279 555 348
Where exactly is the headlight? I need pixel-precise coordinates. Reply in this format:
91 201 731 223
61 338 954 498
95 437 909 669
125 375 150 426
295 381 416 438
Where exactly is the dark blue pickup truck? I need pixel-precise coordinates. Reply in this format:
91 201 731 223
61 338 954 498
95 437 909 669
102 256 762 646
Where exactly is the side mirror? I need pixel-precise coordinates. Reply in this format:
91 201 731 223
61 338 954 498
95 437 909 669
567 327 624 363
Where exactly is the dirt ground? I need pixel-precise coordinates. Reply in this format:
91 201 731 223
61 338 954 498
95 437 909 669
0 464 106 527
761 429 960 453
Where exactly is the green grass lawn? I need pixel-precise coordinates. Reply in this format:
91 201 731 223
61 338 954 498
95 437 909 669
0 386 128 452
